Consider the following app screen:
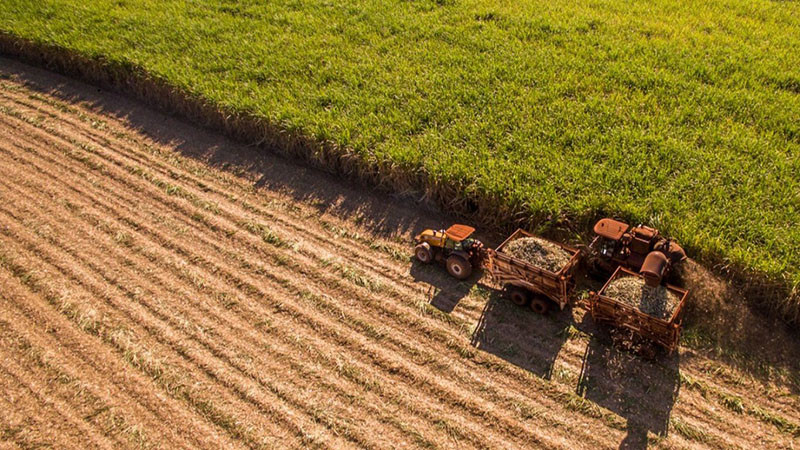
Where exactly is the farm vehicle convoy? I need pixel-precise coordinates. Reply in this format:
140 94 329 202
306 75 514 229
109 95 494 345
414 219 690 354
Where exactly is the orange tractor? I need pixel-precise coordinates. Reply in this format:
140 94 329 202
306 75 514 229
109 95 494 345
414 224 485 280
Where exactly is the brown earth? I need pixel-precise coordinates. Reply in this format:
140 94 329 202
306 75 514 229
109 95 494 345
0 57 798 449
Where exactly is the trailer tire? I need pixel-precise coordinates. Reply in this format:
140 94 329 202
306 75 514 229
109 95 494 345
530 297 550 315
446 256 472 280
415 244 433 264
507 286 530 307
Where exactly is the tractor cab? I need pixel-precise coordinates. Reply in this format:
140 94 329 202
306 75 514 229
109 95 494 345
444 224 478 250
592 218 629 261
414 224 484 279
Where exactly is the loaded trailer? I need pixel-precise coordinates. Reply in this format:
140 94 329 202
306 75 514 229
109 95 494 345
484 229 582 315
413 222 691 354
587 267 689 354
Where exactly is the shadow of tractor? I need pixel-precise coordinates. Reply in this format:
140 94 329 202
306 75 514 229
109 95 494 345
470 291 571 380
577 325 680 449
409 259 478 313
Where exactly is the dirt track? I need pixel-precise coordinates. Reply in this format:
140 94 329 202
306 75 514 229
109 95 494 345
0 58 798 449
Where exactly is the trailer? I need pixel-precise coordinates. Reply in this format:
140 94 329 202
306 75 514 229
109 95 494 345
586 266 689 354
483 229 582 314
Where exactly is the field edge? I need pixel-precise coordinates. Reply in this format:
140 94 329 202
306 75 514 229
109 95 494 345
0 30 795 329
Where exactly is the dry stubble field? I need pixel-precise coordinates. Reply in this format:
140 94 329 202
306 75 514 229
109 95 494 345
0 59 798 449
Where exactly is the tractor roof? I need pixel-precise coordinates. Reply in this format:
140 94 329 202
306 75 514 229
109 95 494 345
594 218 629 241
445 224 475 242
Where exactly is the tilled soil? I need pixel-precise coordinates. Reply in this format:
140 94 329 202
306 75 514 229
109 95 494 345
0 58 798 449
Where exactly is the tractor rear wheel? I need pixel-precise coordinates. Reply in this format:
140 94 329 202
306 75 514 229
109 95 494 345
415 244 433 264
446 255 472 280
507 286 530 307
530 297 550 315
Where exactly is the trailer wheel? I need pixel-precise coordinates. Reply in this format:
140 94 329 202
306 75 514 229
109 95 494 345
530 297 550 315
414 244 432 264
507 286 530 307
446 256 472 280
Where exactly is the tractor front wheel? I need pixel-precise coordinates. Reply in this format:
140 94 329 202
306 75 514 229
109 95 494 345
446 256 472 280
415 244 433 264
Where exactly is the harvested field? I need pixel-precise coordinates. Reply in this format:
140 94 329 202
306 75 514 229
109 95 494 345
604 276 681 320
1 59 799 449
503 237 572 273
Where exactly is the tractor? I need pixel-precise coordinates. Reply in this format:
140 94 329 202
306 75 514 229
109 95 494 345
414 224 485 280
588 218 687 286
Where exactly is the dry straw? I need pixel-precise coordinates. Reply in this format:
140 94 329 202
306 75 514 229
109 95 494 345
503 237 572 273
604 276 681 320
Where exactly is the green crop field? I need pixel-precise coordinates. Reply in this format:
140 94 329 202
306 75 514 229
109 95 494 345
1 0 799 317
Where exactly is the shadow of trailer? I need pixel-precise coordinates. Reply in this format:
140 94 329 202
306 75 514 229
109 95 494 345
471 290 572 380
577 332 681 448
586 267 690 355
483 229 583 315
